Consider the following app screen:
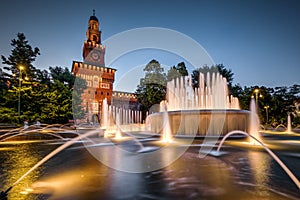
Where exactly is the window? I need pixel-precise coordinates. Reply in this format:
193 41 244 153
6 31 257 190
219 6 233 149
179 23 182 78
100 83 110 89
93 35 97 41
86 80 92 87
93 76 99 88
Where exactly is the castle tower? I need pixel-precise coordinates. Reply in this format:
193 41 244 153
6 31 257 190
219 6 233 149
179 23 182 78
82 10 105 66
72 11 116 123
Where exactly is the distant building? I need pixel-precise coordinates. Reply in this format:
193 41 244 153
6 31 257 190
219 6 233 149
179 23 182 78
72 11 138 123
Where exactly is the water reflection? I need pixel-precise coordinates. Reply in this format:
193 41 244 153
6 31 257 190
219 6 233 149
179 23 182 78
0 140 299 199
248 151 270 189
0 143 49 200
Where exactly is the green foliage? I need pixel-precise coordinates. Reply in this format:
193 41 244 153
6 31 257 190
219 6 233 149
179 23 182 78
0 33 84 124
135 59 167 113
1 33 40 83
167 62 188 81
235 85 300 125
191 64 234 90
72 77 87 121
0 107 17 123
49 66 75 87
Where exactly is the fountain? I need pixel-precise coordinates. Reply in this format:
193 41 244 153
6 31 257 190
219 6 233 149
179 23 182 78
147 73 250 136
161 102 173 143
215 130 300 190
0 125 78 143
102 98 110 138
114 111 123 139
1 73 300 199
248 97 262 145
198 96 300 190
1 98 300 199
0 128 103 198
261 113 300 140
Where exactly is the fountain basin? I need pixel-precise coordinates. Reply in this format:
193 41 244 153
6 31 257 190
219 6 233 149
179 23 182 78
261 130 300 140
1 140 300 199
147 109 250 136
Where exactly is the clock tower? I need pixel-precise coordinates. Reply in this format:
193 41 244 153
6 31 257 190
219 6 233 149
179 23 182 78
72 11 116 123
82 10 105 66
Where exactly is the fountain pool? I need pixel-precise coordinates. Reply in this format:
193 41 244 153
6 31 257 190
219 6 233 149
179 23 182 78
147 73 250 136
0 137 299 200
1 70 299 199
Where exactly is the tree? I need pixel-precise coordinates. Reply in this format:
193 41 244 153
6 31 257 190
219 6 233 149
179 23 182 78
0 33 86 124
72 77 86 122
0 33 40 123
191 64 234 91
49 66 75 88
39 80 73 123
216 64 234 88
135 59 167 114
167 62 188 81
1 33 40 83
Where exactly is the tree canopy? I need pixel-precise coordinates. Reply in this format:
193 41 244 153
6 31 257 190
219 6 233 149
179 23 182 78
135 59 167 113
0 33 84 124
167 62 188 81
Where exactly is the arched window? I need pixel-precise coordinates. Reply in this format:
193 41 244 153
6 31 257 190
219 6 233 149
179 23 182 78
93 35 97 42
93 76 99 88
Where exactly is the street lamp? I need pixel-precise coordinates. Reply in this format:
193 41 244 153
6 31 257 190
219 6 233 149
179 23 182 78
264 105 269 124
251 88 263 104
18 65 24 124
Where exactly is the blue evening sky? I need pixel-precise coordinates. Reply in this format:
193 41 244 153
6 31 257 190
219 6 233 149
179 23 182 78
0 0 299 92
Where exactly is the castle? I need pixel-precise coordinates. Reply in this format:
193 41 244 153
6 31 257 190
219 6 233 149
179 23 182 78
71 11 138 123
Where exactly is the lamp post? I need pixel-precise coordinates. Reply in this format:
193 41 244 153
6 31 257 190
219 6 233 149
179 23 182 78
17 66 24 124
251 88 263 104
264 105 269 124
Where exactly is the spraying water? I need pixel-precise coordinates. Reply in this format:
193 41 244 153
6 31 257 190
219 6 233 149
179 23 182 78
0 131 65 142
216 130 300 190
161 102 173 143
115 112 122 139
249 98 262 145
163 73 240 111
101 98 109 128
1 129 101 195
102 98 110 138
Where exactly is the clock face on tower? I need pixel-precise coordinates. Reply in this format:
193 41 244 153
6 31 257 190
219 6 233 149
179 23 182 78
91 51 100 61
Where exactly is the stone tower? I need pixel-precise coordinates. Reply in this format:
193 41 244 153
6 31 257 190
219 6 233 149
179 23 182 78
72 11 116 123
82 10 105 66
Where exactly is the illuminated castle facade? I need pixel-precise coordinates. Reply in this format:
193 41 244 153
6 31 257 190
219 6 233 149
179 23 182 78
72 12 138 123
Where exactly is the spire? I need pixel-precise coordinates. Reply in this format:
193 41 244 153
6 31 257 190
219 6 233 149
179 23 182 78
89 9 98 22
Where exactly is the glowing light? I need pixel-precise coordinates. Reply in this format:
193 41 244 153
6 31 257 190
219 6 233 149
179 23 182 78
25 188 33 192
160 102 173 143
248 98 262 145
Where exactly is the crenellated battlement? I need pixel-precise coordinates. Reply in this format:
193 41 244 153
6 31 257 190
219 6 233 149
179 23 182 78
84 41 106 52
72 61 116 76
113 91 137 101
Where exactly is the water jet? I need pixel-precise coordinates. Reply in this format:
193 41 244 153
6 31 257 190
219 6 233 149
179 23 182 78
147 73 250 137
0 129 103 197
216 130 300 190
